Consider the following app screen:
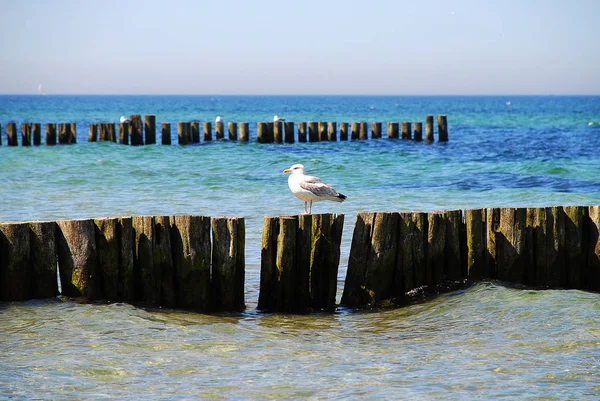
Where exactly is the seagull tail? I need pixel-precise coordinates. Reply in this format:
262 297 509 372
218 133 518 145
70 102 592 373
336 193 347 202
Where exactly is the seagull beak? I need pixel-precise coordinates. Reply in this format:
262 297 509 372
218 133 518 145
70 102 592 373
283 168 291 173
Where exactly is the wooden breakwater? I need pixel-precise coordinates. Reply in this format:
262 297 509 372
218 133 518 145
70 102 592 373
0 114 448 146
2 206 598 313
0 215 245 312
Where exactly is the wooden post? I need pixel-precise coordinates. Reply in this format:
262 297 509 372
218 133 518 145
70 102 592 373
29 221 58 298
396 212 428 294
284 121 294 143
132 216 157 305
118 217 135 302
318 122 327 141
427 212 446 288
275 216 299 311
546 206 566 288
401 122 412 140
161 122 171 145
0 222 31 301
144 114 156 145
257 122 268 143
486 208 500 280
107 123 116 142
438 115 448 142
494 208 527 283
170 215 211 310
32 123 41 145
465 208 487 280
21 123 32 146
563 206 586 289
339 122 348 141
445 210 465 282
88 123 98 142
70 123 77 143
177 122 189 145
266 122 274 143
6 122 17 146
119 122 130 145
526 207 547 286
45 123 56 146
425 115 434 143
308 121 318 142
154 216 175 308
359 121 368 140
387 122 399 139
56 219 100 298
371 122 382 139
228 122 238 141
327 122 337 141
588 206 600 291
239 122 249 142
129 114 143 146
350 122 359 140
190 121 200 143
413 122 423 141
342 212 375 307
94 218 120 300
258 216 280 311
211 217 245 312
298 122 307 142
273 121 282 143
215 121 225 140
0 123 2 146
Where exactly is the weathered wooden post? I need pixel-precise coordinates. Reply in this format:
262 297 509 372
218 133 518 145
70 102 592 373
273 121 283 143
161 122 171 145
45 123 56 146
308 121 318 142
413 122 423 141
327 122 337 141
318 122 327 141
132 216 157 305
56 219 100 299
427 212 447 288
350 122 359 140
588 206 600 291
371 122 382 139
170 215 211 310
486 208 500 280
118 217 135 302
228 122 238 141
563 206 586 289
215 121 225 140
6 122 17 146
258 216 280 311
401 122 412 140
29 221 58 298
239 122 249 142
211 217 245 312
359 121 368 140
107 123 116 142
177 122 189 145
525 207 547 286
69 123 77 143
257 122 268 143
298 122 307 142
190 121 200 143
445 209 465 282
311 213 344 311
425 115 434 143
397 212 428 294
154 216 175 308
284 121 294 143
0 123 2 146
341 212 375 307
88 123 98 142
58 124 69 144
438 115 448 142
465 208 487 280
494 208 527 283
144 114 156 144
546 206 566 288
130 115 143 146
32 123 41 145
0 222 31 301
387 122 399 139
119 122 130 145
266 122 274 143
94 218 120 300
21 123 32 146
339 122 348 141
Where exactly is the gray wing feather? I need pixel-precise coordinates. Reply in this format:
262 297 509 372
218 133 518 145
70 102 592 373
299 180 340 197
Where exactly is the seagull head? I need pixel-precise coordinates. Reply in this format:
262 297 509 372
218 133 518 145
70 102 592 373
283 164 305 174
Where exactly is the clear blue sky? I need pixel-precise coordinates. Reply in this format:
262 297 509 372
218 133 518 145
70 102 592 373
1 0 599 95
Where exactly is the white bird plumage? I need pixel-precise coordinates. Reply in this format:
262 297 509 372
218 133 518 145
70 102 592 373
215 116 222 123
119 116 130 123
273 115 285 122
283 164 346 214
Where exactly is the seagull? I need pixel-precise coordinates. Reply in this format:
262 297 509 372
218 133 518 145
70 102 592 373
215 116 222 123
119 116 130 123
273 115 285 122
283 164 346 214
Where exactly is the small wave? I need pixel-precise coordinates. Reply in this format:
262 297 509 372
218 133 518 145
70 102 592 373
588 121 600 128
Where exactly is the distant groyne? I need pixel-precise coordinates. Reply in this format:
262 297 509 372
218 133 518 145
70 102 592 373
0 114 449 146
1 206 598 313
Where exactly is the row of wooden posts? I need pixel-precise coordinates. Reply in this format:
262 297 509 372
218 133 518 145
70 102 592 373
2 205 597 312
0 114 449 146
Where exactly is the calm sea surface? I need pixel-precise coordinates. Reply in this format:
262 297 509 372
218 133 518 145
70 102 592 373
1 95 600 399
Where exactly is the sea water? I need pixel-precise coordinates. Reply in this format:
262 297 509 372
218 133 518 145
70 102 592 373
1 95 599 399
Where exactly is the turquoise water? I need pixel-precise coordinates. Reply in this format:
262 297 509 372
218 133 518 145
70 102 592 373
1 95 600 399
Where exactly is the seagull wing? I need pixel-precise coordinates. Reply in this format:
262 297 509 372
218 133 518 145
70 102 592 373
299 175 340 197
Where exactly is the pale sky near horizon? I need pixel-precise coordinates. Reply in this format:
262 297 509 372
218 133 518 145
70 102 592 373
1 0 599 95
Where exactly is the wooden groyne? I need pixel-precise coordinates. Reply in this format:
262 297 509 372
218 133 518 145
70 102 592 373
1 114 449 146
3 206 597 313
0 215 245 312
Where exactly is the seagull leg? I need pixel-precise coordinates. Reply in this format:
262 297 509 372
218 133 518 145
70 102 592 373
304 202 308 214
309 201 313 214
